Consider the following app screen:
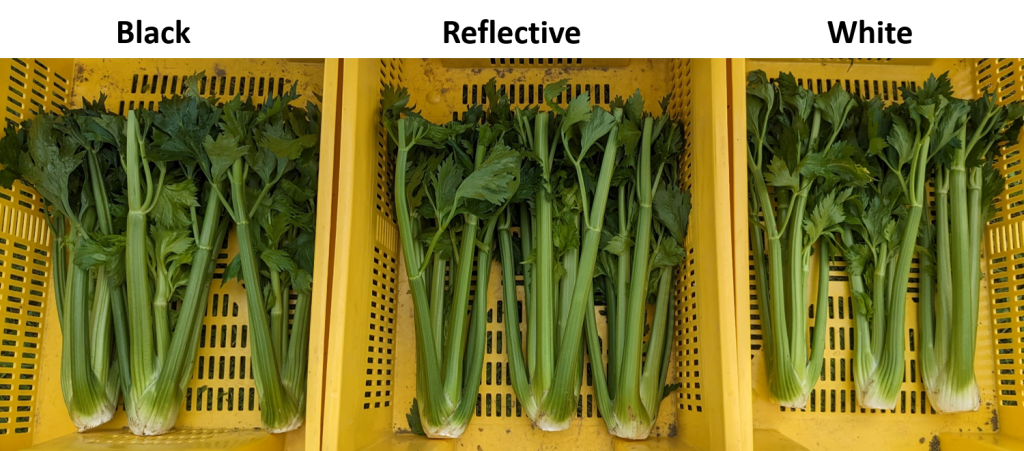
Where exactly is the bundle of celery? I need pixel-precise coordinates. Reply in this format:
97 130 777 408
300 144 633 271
580 93 691 439
216 88 321 433
384 83 523 438
106 77 236 435
498 81 626 431
0 99 125 431
914 81 1023 413
836 75 962 410
746 71 870 408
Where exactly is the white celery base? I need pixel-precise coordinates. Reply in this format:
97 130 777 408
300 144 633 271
776 393 810 410
126 407 181 436
857 386 898 411
532 414 572 432
608 418 656 440
72 406 115 432
424 422 468 439
929 382 980 414
264 414 305 434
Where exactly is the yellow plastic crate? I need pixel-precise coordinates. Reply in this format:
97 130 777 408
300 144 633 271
311 58 748 451
730 58 1024 451
0 58 330 451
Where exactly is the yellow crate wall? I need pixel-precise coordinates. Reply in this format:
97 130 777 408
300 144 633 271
320 58 744 451
736 58 1024 451
0 58 72 451
2 59 325 451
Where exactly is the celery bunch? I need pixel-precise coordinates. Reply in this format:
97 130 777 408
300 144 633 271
746 71 870 408
583 92 691 439
915 80 1023 413
384 82 523 438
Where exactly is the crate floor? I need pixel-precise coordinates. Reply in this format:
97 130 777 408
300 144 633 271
25 429 283 451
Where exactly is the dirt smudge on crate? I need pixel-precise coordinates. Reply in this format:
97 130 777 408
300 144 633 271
991 406 999 431
214 65 226 77
74 65 93 85
919 437 926 444
541 67 602 79
416 62 438 89
667 422 677 438
929 435 940 451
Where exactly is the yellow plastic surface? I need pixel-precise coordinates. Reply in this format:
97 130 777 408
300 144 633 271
1 59 326 451
318 58 743 451
0 58 73 451
939 432 1024 451
27 429 283 451
440 58 631 69
731 58 1024 450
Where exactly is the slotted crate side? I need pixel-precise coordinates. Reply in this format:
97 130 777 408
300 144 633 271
320 58 407 451
978 57 1024 442
0 58 72 451
18 59 323 451
322 58 744 451
737 58 1020 451
441 58 630 69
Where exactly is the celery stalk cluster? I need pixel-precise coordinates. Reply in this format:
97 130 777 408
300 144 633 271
0 73 321 435
384 80 692 439
748 70 1024 412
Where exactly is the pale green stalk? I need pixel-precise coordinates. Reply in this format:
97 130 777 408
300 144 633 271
521 203 538 379
395 122 447 434
925 127 980 412
270 270 286 366
638 267 674 418
612 185 630 395
125 110 156 393
534 113 555 399
611 117 656 433
499 211 535 413
60 212 118 431
935 170 952 372
429 256 447 360
748 136 801 407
